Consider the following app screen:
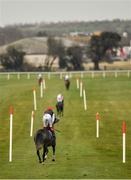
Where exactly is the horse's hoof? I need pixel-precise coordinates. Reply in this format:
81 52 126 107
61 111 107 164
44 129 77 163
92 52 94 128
39 161 42 163
44 157 47 161
45 155 47 159
52 159 55 162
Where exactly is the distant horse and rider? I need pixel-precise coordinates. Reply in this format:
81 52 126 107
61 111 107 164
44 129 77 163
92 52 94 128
34 107 59 163
38 73 43 86
64 75 70 90
56 93 64 117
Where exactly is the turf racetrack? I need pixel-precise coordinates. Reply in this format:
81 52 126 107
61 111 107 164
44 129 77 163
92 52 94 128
0 73 131 179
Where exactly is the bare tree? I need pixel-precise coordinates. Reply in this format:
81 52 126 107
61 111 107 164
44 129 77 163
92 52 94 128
46 37 66 71
0 46 25 70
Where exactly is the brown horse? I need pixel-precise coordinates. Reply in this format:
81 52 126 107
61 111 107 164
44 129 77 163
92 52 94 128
65 79 70 90
38 77 43 86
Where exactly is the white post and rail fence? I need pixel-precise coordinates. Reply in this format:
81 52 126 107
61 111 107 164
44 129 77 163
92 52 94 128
0 70 131 79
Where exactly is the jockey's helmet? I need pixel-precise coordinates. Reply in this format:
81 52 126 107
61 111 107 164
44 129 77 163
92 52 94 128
65 75 69 80
58 93 62 98
47 106 53 111
38 74 42 78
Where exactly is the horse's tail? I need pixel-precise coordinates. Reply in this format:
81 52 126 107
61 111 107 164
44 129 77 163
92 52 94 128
34 129 46 150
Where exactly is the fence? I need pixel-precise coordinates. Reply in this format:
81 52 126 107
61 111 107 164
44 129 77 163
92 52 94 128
0 70 131 78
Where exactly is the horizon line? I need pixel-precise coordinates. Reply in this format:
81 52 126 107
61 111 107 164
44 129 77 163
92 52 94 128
1 18 131 28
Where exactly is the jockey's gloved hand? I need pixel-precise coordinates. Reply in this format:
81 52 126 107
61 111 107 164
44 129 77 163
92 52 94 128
54 117 60 124
50 127 54 132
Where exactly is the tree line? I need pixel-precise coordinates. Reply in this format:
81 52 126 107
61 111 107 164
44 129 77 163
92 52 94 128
0 31 121 71
0 19 131 46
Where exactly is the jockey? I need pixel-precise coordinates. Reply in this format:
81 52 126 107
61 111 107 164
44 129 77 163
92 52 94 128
64 74 69 81
64 74 70 90
38 73 42 79
38 73 43 86
43 107 58 138
56 94 64 116
57 93 64 103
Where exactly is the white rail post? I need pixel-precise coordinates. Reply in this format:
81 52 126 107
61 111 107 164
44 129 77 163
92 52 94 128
81 72 83 78
122 121 126 163
76 78 79 89
17 73 20 80
69 72 72 78
43 79 46 89
115 71 118 78
40 81 43 98
103 71 106 78
30 111 34 137
48 72 50 79
96 112 100 138
9 106 13 162
33 89 37 111
80 81 83 97
83 89 87 110
27 73 30 79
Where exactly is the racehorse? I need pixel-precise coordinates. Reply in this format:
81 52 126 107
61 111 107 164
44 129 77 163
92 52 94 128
65 79 70 90
56 102 64 116
34 118 59 163
38 77 43 86
34 128 56 163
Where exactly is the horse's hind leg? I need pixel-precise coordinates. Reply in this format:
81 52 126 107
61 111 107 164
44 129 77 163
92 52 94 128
61 107 64 116
37 150 42 163
52 145 56 161
45 148 48 159
42 145 47 162
62 110 63 116
57 110 59 116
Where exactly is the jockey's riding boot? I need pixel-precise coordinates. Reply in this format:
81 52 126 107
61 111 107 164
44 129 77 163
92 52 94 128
50 128 56 139
51 130 56 146
52 131 56 139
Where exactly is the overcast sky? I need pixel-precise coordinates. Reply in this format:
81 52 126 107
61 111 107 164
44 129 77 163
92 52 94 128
0 0 131 27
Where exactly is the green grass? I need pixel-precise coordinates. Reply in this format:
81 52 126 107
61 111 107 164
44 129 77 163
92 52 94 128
0 73 131 179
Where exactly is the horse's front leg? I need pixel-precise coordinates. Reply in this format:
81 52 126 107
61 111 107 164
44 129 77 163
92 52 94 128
61 107 64 117
37 150 42 163
42 145 47 162
62 110 64 116
52 145 56 161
